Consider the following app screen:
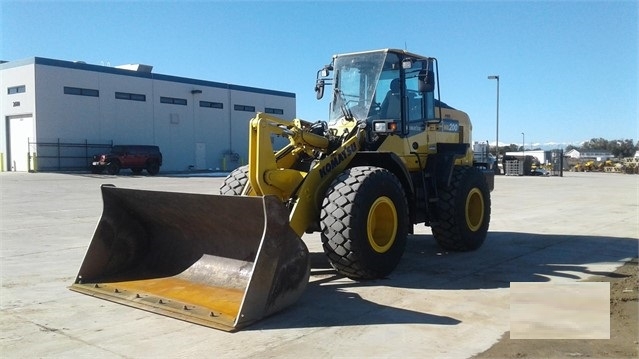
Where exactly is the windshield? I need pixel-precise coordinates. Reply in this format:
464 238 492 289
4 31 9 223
329 52 394 124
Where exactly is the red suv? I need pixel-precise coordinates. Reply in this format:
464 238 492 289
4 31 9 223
91 145 162 175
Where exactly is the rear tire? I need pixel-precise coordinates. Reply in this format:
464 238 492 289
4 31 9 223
431 166 490 251
106 162 120 175
146 161 160 176
220 165 249 195
320 166 408 279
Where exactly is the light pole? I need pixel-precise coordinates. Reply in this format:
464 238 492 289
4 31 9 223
488 75 499 173
521 132 525 158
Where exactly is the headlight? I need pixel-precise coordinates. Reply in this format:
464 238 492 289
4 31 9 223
374 122 387 132
373 121 397 133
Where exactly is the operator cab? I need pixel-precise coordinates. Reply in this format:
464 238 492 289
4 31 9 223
315 49 439 139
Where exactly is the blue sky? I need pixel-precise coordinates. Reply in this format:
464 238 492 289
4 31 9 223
2 1 637 149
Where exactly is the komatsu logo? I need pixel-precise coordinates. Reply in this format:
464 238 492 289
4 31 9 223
319 143 357 178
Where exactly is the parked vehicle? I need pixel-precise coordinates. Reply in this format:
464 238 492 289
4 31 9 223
531 168 550 176
90 145 162 175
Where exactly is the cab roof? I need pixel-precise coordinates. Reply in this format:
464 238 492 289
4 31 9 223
332 48 434 62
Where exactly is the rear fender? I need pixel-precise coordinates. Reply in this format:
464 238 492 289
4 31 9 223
426 143 469 188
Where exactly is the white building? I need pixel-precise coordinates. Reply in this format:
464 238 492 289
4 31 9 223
1 57 295 172
565 149 613 161
504 150 550 164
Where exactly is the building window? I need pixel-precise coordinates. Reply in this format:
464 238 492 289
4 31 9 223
234 104 256 112
8 85 26 95
265 107 284 115
200 101 223 109
115 92 146 102
64 86 99 97
161 96 187 105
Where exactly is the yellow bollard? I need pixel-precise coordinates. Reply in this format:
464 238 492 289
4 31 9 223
28 153 38 173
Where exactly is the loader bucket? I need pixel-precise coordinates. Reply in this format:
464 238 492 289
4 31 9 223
70 185 310 332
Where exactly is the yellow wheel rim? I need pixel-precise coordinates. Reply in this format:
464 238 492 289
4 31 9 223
367 196 398 253
465 188 485 232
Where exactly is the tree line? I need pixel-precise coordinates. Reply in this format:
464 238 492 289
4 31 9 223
496 138 638 158
565 138 638 158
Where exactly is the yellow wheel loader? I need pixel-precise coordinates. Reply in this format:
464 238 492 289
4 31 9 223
70 49 494 332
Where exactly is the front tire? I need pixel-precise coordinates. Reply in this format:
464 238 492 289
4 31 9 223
220 165 249 195
106 162 120 175
320 166 408 279
431 166 490 251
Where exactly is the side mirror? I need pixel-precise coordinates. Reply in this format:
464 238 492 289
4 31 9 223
418 70 435 93
318 64 332 78
315 65 333 100
315 79 325 100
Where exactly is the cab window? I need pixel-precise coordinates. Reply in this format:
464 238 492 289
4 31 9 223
405 61 435 123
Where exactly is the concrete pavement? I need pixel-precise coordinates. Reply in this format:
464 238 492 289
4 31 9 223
1 171 637 358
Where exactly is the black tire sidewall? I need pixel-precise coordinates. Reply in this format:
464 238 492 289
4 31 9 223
146 161 160 175
321 166 408 279
434 166 490 251
106 162 120 175
455 167 490 244
349 171 408 270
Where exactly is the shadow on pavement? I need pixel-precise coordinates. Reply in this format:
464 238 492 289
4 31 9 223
248 232 637 331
